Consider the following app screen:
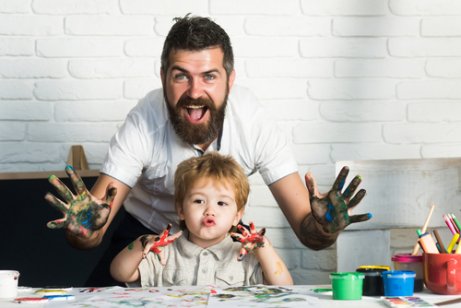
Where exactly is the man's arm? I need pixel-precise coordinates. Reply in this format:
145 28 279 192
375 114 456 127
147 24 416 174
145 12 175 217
65 173 131 249
269 173 332 250
269 169 371 250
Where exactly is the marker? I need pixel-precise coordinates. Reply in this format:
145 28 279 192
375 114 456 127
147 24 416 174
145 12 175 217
34 288 69 296
433 230 447 253
418 233 439 254
447 233 460 253
412 204 435 255
444 214 457 235
43 294 75 301
452 214 461 233
15 297 49 303
312 288 333 293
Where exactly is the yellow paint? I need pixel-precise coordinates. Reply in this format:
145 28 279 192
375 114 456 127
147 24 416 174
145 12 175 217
273 261 284 276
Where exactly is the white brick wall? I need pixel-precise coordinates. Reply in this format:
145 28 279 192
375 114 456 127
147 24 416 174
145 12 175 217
1 0 461 285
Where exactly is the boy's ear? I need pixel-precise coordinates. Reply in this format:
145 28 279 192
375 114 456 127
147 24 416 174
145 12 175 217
233 209 244 226
177 204 185 220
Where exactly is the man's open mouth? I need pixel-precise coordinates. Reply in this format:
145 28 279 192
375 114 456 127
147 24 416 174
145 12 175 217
185 105 208 122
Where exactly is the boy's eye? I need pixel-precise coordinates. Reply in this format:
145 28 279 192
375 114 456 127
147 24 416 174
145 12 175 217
193 199 205 204
217 201 228 206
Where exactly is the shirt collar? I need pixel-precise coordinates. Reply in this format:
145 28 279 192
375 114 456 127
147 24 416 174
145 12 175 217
178 232 234 261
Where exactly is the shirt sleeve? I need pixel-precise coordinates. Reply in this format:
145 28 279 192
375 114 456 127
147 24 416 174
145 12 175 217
250 105 298 185
100 99 152 188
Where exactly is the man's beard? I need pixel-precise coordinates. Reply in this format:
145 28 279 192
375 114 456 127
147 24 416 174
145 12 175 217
165 92 227 146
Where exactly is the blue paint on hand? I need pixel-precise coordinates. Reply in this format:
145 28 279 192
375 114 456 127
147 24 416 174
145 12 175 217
367 213 373 219
325 203 334 222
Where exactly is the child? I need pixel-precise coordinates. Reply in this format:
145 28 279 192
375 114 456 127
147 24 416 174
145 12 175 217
110 152 293 287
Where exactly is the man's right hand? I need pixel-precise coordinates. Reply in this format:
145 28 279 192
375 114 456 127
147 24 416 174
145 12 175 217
44 165 116 238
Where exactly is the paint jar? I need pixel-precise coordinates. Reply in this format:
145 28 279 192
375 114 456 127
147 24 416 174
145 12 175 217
0 270 20 299
356 265 390 296
382 270 416 297
330 272 364 300
392 253 423 292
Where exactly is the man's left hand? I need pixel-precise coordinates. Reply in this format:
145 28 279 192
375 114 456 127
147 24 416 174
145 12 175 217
305 166 372 234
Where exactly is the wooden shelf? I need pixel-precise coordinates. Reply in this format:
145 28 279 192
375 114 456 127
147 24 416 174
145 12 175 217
0 169 99 180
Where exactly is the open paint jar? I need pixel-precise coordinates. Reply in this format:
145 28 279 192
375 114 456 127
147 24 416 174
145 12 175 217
392 253 423 292
0 270 20 299
382 270 416 297
330 272 364 300
356 265 390 296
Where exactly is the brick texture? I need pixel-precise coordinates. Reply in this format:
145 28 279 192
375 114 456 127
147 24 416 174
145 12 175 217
1 0 461 285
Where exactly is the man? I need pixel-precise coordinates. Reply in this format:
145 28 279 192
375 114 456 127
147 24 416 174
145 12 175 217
46 15 371 286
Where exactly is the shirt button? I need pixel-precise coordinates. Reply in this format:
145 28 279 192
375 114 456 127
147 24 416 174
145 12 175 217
202 269 207 274
203 252 209 256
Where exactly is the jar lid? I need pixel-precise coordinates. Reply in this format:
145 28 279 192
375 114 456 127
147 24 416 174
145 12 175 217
382 270 416 278
330 272 365 280
356 265 391 272
391 253 423 262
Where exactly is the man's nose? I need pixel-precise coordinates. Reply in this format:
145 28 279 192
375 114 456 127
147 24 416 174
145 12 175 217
187 78 204 99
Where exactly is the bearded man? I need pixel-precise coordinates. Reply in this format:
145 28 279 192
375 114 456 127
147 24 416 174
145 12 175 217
45 15 370 286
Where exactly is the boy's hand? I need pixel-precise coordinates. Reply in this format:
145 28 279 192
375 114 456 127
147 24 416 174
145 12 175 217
140 224 182 265
305 166 371 234
230 222 266 261
44 165 116 238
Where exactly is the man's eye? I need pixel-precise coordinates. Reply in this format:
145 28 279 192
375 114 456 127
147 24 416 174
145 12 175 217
217 201 228 206
204 74 216 81
174 73 188 81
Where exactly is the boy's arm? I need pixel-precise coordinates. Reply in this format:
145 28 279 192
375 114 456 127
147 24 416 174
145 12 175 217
110 237 144 282
110 227 182 284
231 222 293 285
254 238 293 285
110 237 144 283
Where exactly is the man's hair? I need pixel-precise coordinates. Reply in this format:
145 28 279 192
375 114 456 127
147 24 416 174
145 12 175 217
174 152 249 214
161 14 234 77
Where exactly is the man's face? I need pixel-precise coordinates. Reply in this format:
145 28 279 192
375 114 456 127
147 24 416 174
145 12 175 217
161 47 235 147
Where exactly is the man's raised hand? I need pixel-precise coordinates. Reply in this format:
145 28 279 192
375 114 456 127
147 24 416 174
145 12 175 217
45 165 116 238
306 166 371 234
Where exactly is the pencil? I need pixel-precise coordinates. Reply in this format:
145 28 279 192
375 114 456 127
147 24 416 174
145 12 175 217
412 204 436 255
433 229 447 253
434 296 461 306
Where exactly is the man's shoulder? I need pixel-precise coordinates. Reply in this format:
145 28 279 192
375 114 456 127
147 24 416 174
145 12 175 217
228 84 264 114
128 88 167 122
229 84 257 102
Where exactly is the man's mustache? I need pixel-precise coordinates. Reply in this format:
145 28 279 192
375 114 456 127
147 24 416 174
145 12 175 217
176 96 214 109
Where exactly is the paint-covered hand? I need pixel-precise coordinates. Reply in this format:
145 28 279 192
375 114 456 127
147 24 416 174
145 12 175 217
44 165 116 238
140 224 182 265
305 166 371 234
230 222 266 261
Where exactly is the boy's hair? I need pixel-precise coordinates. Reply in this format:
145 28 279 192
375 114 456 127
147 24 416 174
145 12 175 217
174 152 249 214
161 14 234 78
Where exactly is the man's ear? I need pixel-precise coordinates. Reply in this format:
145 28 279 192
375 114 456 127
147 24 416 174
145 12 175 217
228 69 235 90
160 68 166 87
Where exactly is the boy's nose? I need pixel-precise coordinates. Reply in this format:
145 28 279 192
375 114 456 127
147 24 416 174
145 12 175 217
204 209 215 216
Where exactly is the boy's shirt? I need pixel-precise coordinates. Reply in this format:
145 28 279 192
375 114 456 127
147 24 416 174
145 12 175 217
137 234 263 287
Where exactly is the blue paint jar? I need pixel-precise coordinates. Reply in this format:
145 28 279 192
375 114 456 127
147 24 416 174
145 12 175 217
382 270 416 297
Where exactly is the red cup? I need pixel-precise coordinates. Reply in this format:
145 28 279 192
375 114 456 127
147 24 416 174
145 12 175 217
424 253 461 294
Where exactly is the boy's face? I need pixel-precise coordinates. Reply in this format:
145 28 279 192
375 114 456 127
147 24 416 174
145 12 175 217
178 177 242 248
161 47 235 146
